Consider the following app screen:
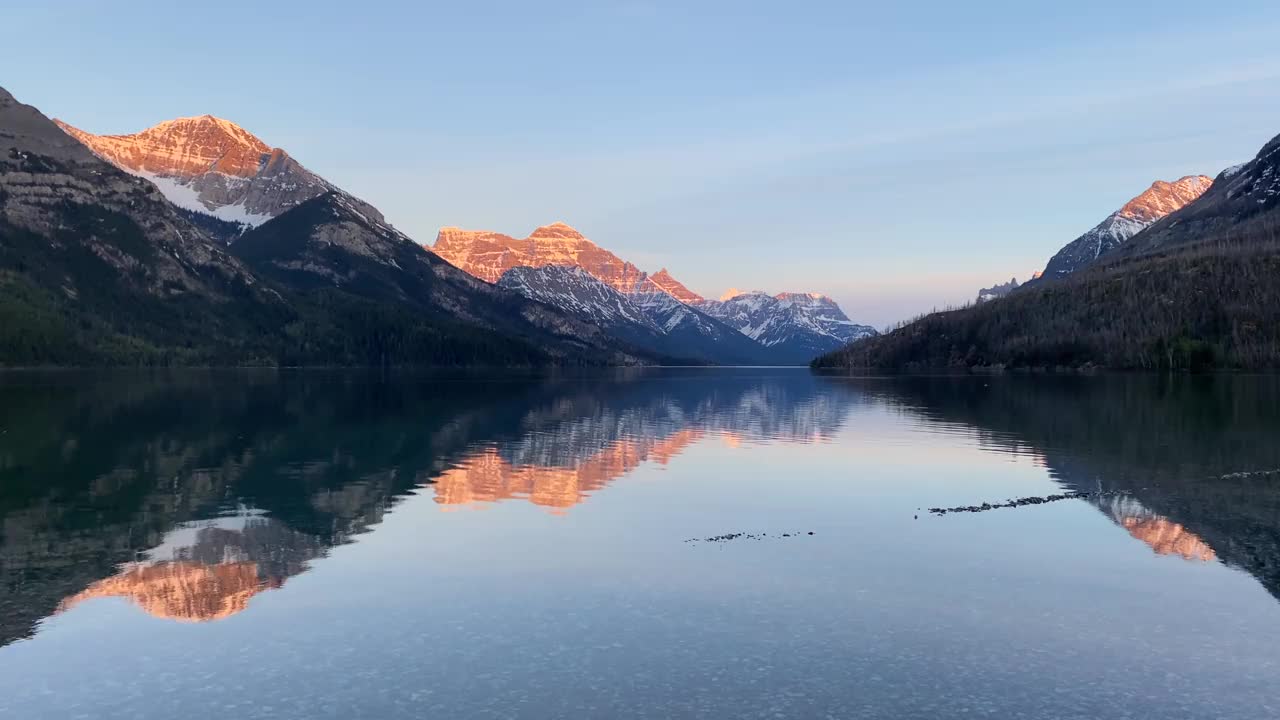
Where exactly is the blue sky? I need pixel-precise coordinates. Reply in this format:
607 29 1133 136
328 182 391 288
6 1 1280 326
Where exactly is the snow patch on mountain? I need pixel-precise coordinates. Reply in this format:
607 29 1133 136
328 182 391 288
498 266 662 334
695 291 876 352
139 172 272 226
55 115 338 227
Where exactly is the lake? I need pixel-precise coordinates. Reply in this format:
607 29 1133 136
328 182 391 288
1 368 1278 719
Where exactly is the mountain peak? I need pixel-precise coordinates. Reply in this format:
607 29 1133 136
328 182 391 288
55 114 272 179
432 222 649 291
162 114 264 145
55 113 335 227
1118 175 1213 223
774 291 834 306
529 222 588 241
1039 174 1215 279
649 268 705 303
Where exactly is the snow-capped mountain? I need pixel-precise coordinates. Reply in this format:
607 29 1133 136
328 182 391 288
434 223 778 363
496 266 775 364
433 222 878 363
0 87 261 302
497 266 671 353
629 289 777 364
54 115 341 228
1039 175 1213 279
774 292 876 343
694 291 877 363
1121 137 1280 256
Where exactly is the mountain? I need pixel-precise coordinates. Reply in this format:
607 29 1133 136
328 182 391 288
1038 175 1213 279
773 292 877 343
0 85 288 364
1119 141 1280 257
976 277 1021 303
496 265 669 349
434 222 782 363
434 222 877 364
813 132 1280 372
434 222 652 291
54 115 337 228
496 265 772 364
695 291 877 363
649 268 705 303
0 86 626 367
628 288 779 364
231 193 648 364
232 191 454 305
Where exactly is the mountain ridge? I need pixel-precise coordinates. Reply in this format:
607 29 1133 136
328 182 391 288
230 192 650 365
1038 174 1213 280
53 115 341 228
695 291 877 363
433 222 872 363
0 85 634 367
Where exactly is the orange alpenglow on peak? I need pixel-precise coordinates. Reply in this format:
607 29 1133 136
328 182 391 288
1118 175 1215 222
57 561 276 622
1120 516 1216 562
54 115 274 179
431 222 695 297
528 221 587 239
53 113 337 225
431 430 709 511
649 268 705 303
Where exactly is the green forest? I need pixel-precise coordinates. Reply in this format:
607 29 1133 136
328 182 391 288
814 227 1280 372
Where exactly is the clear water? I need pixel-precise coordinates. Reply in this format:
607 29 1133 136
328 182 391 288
1 368 1278 719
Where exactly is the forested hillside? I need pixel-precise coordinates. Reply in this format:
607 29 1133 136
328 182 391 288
814 132 1280 373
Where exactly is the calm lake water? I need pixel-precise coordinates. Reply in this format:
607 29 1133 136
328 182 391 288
1 368 1278 719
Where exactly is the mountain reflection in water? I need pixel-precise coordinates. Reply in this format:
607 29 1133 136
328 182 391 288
1102 496 1217 563
2 370 1280 647
845 374 1280 594
57 512 316 622
0 370 855 636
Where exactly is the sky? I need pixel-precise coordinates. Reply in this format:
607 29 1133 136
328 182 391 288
5 0 1280 327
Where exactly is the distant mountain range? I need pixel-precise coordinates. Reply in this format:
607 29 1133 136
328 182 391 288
0 86 870 367
433 223 874 364
694 290 876 363
21 81 1273 373
814 132 1280 371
